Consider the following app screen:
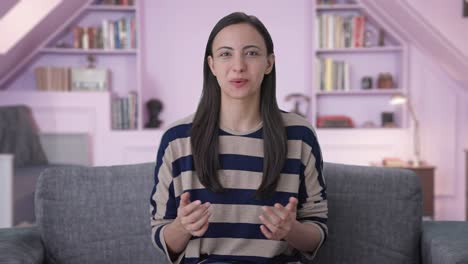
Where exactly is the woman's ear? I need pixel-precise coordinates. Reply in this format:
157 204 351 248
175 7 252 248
265 54 275 75
207 55 216 77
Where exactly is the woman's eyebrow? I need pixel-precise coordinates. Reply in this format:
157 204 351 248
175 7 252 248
216 45 261 51
242 45 261 50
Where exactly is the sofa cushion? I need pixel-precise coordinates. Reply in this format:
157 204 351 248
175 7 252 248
14 165 69 226
35 163 166 264
312 163 423 264
0 105 48 167
422 221 468 264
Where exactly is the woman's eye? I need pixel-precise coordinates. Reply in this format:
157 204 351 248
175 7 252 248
220 52 230 57
246 51 258 56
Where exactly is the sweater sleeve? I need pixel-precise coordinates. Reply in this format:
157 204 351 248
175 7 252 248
296 130 328 261
150 135 185 264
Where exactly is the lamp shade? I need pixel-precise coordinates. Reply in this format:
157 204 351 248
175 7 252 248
389 94 407 105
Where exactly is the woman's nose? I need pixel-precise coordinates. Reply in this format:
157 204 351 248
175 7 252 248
232 55 246 72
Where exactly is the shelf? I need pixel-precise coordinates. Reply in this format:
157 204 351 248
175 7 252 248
316 47 403 54
317 127 404 131
316 89 402 96
316 4 362 11
0 90 111 105
86 5 136 12
40 48 137 55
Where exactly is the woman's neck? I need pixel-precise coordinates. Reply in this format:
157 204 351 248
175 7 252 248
219 97 261 133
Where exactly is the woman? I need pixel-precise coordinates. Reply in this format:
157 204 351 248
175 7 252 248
150 12 328 264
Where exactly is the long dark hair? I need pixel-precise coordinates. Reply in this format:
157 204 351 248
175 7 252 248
190 12 287 199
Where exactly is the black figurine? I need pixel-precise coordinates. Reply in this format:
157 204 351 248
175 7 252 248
145 98 163 128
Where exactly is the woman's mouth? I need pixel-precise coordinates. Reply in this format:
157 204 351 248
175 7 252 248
230 79 248 88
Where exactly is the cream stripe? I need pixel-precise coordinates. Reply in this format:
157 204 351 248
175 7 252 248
298 211 328 221
172 170 300 197
185 238 288 259
167 136 307 162
153 149 174 219
208 204 263 224
208 203 319 225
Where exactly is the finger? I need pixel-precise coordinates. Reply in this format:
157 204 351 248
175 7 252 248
192 219 210 237
184 203 210 224
259 214 279 234
260 225 273 239
180 192 191 207
262 206 282 225
273 203 289 220
286 197 298 212
188 210 210 232
180 200 202 216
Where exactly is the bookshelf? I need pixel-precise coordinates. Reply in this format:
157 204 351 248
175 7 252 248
29 0 142 131
312 0 408 129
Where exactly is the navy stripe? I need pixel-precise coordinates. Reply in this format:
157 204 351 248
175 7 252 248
186 254 299 264
151 123 192 216
219 127 263 139
172 154 302 177
172 155 193 177
154 225 165 251
286 125 314 148
184 188 297 207
299 216 328 224
163 181 177 219
196 223 266 240
290 125 327 201
297 164 308 210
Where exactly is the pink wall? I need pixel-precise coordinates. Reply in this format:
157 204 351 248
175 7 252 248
406 0 468 59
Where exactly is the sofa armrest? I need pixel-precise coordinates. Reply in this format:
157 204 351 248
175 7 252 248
0 226 44 264
422 221 468 264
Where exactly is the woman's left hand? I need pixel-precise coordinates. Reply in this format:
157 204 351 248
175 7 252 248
259 197 298 240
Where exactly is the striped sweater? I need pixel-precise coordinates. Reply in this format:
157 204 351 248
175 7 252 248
150 112 328 264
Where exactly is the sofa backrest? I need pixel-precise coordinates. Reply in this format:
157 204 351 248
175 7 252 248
35 162 423 264
35 162 167 264
313 163 423 264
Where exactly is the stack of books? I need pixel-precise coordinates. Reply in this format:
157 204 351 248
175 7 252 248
34 66 109 92
72 17 137 50
316 14 365 49
316 58 351 91
111 92 138 130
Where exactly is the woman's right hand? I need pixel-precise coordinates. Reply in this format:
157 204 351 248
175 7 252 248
175 192 211 237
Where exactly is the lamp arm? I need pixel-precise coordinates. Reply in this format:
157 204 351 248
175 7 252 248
406 100 421 164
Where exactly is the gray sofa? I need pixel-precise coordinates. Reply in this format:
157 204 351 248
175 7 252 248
1 162 467 263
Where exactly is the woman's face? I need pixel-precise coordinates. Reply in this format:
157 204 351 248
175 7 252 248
208 23 274 103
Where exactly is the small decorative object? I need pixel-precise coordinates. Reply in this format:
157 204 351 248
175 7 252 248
285 93 311 117
381 112 396 127
364 30 376 47
378 29 385 46
377 72 395 89
464 0 468 17
70 64 109 92
361 121 377 128
317 115 354 128
87 54 96 68
382 157 407 167
145 98 163 128
361 76 373 90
